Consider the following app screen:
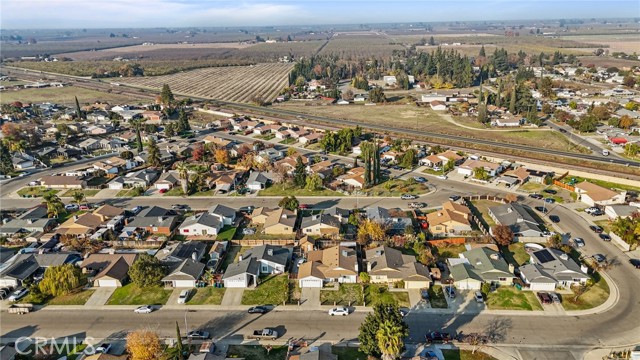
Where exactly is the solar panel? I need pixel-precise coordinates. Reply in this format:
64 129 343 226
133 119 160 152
536 249 554 263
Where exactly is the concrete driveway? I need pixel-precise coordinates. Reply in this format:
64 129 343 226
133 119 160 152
221 288 244 306
300 287 320 308
85 287 116 306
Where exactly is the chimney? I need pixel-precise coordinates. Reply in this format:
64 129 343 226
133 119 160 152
438 212 442 217
580 264 588 273
559 253 569 261
508 264 515 273
267 248 274 256
366 261 372 272
192 252 198 261
27 219 34 224
239 255 243 262
355 263 359 272
507 207 512 213
342 250 348 257
2 218 9 224
158 216 164 222
376 250 383 257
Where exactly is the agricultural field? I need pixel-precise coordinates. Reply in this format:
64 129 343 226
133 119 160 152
320 34 404 59
119 63 293 103
232 40 327 61
56 42 254 61
273 103 584 153
559 33 640 54
0 85 145 105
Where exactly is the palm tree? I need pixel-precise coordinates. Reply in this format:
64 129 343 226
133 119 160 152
130 118 144 152
42 193 65 218
376 320 404 360
72 191 85 206
175 161 190 195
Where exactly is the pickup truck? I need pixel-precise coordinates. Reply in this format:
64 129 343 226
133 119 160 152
8 304 33 314
245 328 278 340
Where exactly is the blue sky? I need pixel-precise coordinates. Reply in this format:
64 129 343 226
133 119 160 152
1 0 637 29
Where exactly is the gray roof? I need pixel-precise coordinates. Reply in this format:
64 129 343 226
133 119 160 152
489 203 543 235
138 206 171 217
223 257 260 279
323 206 350 218
19 206 49 220
0 247 16 264
450 247 512 283
127 214 178 230
0 217 56 235
208 204 236 219
365 206 412 231
157 171 180 184
0 253 78 281
605 205 639 218
180 212 222 230
365 245 431 281
301 213 341 230
242 245 290 267
163 259 205 281
526 248 588 282
156 241 207 262
247 171 270 185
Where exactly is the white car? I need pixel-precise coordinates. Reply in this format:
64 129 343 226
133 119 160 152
177 289 192 304
401 194 417 200
134 305 154 314
437 175 448 180
7 288 28 302
474 291 484 303
328 306 350 316
64 204 79 211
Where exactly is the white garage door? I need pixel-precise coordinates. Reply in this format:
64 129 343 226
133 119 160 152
299 279 323 288
174 280 195 288
405 281 428 289
225 279 247 288
97 279 119 287
455 281 481 290
529 282 555 291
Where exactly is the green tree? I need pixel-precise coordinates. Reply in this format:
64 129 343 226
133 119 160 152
509 86 517 114
278 196 299 211
539 77 554 98
477 103 489 124
400 148 417 169
131 118 144 152
39 264 85 297
0 142 14 175
358 304 408 358
74 96 84 120
377 320 404 360
120 150 133 160
624 143 639 157
160 84 175 106
473 167 489 181
164 122 176 137
147 138 162 168
305 174 323 191
175 322 184 360
177 109 191 132
293 156 307 188
479 45 486 57
175 161 190 195
42 193 65 218
128 254 166 288
369 87 386 103
71 191 85 206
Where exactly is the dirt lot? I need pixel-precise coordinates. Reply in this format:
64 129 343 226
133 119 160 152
0 85 144 105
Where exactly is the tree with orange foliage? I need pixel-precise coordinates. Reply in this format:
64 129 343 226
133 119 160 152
214 149 229 165
619 115 635 130
126 328 163 360
492 225 514 246
191 144 205 163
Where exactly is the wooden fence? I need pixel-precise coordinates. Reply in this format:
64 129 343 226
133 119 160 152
553 180 575 192
230 239 296 246
106 240 165 248
427 237 466 247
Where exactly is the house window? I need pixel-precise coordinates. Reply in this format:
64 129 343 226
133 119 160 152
183 229 189 233
152 227 158 232
261 265 268 273
499 277 508 281
306 229 312 233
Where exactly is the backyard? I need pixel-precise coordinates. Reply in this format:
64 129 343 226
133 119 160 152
186 287 226 305
364 285 410 307
216 226 237 241
501 243 530 267
107 284 172 305
241 274 289 305
485 286 543 311
562 273 610 311
221 246 250 271
320 283 364 306
434 244 468 260
468 200 503 229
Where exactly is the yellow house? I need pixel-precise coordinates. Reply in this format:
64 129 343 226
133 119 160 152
426 201 472 236
263 208 297 235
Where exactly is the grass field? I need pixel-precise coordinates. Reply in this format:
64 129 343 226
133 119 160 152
0 85 143 105
59 189 101 197
364 285 410 307
331 346 368 360
258 183 344 197
273 103 582 153
562 273 610 311
241 274 288 305
486 286 543 311
442 349 497 360
107 284 172 305
428 285 449 308
186 287 226 305
434 244 468 260
226 345 288 360
17 186 59 198
321 283 364 306
48 290 95 305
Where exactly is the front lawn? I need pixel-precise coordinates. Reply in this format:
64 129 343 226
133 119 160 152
364 285 410 307
320 283 364 306
434 244 467 260
501 242 530 266
363 179 429 197
107 284 172 305
186 287 226 305
241 274 289 305
519 182 547 193
227 345 288 360
442 349 497 360
258 183 344 197
279 138 297 145
116 188 145 197
59 189 101 197
216 226 237 241
485 286 542 311
48 290 95 305
562 273 610 311
331 346 368 360
163 187 184 196
428 285 449 308
17 186 59 198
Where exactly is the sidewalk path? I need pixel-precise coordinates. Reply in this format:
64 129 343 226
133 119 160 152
300 287 321 309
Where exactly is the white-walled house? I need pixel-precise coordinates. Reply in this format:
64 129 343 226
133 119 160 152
178 212 223 236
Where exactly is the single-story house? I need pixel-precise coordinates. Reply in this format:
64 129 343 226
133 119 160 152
208 204 236 226
155 171 180 190
300 213 341 236
0 253 80 287
604 205 639 219
81 253 138 287
519 248 589 291
156 241 207 263
179 212 223 237
488 203 544 237
448 247 514 290
263 208 297 235
223 245 291 288
39 175 86 189
457 159 503 177
426 201 473 236
298 246 358 288
574 182 626 207
365 245 431 289
246 171 271 191
162 259 205 288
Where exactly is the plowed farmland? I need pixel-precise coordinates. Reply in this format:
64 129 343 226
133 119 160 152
118 63 293 103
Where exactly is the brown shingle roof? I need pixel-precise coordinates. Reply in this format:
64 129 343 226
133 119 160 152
575 182 620 201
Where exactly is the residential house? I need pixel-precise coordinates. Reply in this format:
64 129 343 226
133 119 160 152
366 206 413 234
519 248 589 291
494 116 523 127
135 149 174 165
246 171 271 191
207 241 228 271
123 168 159 188
418 150 463 167
77 138 101 152
256 148 285 164
299 133 324 144
263 208 297 235
430 100 447 111
365 246 431 289
179 212 223 237
458 159 503 177
338 167 365 189
322 207 351 224
300 213 341 236
426 201 473 236
526 169 552 184
126 206 179 235
0 253 80 287
604 205 639 219
307 160 333 179
12 153 34 169
489 203 544 237
298 246 359 288
222 245 291 288
0 206 57 238
86 110 109 122
86 125 112 135
208 204 236 226
107 176 126 190
81 253 138 287
574 182 626 207
56 205 123 238
93 156 135 174
448 247 514 290
504 167 530 184
162 258 206 288
156 241 207 263
249 207 275 225
39 175 86 189
141 110 164 123
155 171 180 190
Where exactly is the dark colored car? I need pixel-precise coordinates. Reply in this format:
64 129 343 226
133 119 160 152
599 233 611 241
248 306 269 314
537 292 552 304
298 204 311 210
528 193 543 199
549 215 560 223
420 288 430 300
544 198 556 204
535 206 549 214
590 225 604 233
426 332 452 343
448 195 461 201
590 210 605 216
543 189 558 195
629 259 640 269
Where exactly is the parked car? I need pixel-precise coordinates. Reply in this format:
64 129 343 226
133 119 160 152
248 306 269 314
401 194 418 200
544 198 556 204
535 206 549 214
186 331 210 339
543 189 558 195
246 328 278 340
159 188 167 194
549 215 560 223
448 195 461 201
425 332 452 343
474 291 484 303
444 286 456 298
413 176 427 183
134 305 154 314
528 193 543 199
593 254 606 263
437 175 448 180
420 288 430 300
590 210 605 216
572 238 585 247
599 233 611 242
242 228 257 235
399 307 409 317
422 350 439 360
328 306 350 316
96 343 111 354
239 206 255 213
298 203 311 210
177 289 192 304
409 202 427 209
64 204 79 211
7 287 28 302
172 204 189 210
629 259 640 269
549 292 561 303
589 225 603 233
537 292 552 304
584 207 600 214
130 206 143 215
